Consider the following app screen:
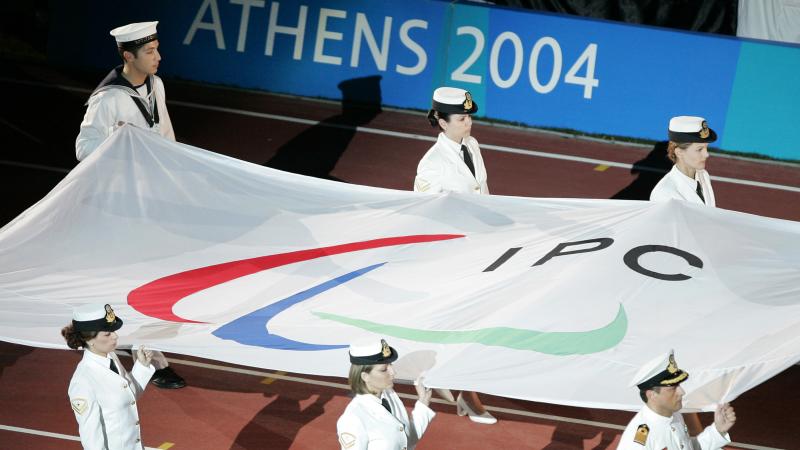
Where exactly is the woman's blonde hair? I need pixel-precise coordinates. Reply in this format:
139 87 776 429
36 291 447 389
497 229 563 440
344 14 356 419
348 364 376 394
666 141 693 163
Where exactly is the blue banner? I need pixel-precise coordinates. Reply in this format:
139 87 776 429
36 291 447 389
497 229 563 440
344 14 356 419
48 0 800 159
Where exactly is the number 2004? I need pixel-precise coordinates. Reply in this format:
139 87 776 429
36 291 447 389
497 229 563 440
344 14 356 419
452 27 599 99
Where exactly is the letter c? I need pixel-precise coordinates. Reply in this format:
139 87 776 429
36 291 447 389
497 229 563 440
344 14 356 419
623 245 703 281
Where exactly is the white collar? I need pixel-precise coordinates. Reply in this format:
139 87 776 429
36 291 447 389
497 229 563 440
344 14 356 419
84 349 114 368
356 390 390 404
673 165 701 186
642 404 679 424
438 132 467 154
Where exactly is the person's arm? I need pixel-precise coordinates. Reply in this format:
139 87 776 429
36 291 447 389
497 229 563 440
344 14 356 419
406 377 435 447
75 93 116 161
616 419 659 450
155 77 175 141
414 159 444 194
68 376 106 450
336 412 369 450
693 404 734 450
128 347 156 398
649 183 682 201
414 170 443 194
468 137 490 195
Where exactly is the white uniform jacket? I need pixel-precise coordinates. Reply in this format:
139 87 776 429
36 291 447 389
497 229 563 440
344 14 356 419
76 74 175 161
68 351 156 450
617 405 730 450
650 165 716 207
337 389 435 450
414 133 489 195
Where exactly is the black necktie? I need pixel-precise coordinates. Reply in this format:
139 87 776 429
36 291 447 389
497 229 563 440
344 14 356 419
109 359 119 374
381 397 392 414
461 144 476 177
695 181 705 203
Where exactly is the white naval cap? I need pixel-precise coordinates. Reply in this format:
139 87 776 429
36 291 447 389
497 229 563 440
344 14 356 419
110 21 159 46
72 304 124 332
349 338 398 365
630 349 689 390
668 116 717 143
431 86 478 114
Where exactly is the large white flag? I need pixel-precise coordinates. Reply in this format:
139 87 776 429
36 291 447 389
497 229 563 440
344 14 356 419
1 126 798 410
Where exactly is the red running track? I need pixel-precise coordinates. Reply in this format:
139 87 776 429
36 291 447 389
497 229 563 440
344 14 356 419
1 61 799 449
1 343 798 449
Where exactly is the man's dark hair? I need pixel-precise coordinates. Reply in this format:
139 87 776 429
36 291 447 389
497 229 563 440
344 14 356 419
117 42 148 62
639 386 662 403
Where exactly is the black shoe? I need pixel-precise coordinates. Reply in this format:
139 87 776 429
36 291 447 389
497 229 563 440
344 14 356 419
151 366 187 389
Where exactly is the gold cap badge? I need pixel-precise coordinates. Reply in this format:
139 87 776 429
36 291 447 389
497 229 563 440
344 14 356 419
699 121 710 139
104 304 116 323
667 354 678 374
381 339 391 358
463 92 473 110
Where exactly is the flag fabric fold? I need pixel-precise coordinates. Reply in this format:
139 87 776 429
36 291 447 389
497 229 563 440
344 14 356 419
1 125 798 411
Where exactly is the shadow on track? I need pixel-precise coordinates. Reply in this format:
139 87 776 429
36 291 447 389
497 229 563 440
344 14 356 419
265 75 383 181
230 392 334 450
611 141 671 200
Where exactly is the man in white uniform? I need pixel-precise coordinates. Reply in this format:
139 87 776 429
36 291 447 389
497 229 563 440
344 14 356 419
74 21 185 389
618 350 736 450
75 21 175 161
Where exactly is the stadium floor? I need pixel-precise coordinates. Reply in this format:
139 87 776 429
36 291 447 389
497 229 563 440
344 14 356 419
1 59 799 449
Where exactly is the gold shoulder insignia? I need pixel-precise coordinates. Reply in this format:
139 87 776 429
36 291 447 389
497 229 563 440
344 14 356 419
634 423 649 445
339 432 357 449
71 398 88 415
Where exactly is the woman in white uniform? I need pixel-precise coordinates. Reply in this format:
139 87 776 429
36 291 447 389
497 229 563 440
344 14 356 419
412 87 497 425
649 115 717 436
650 116 717 206
337 339 435 449
414 87 489 195
62 304 156 450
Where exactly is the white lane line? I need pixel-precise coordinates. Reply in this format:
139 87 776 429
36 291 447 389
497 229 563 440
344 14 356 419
0 424 160 449
159 356 782 450
1 77 798 194
475 143 800 193
0 160 70 174
167 101 800 194
0 118 44 145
